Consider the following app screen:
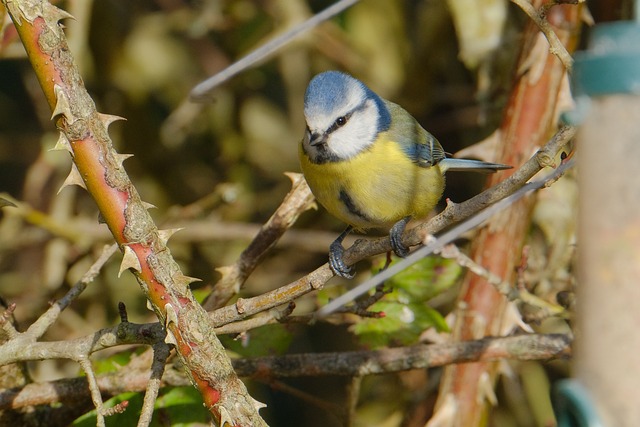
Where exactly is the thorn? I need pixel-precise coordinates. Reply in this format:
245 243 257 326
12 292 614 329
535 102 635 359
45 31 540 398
97 112 126 129
58 163 86 194
141 201 157 210
164 329 178 346
478 371 498 406
97 212 106 224
284 171 304 185
51 85 74 122
50 5 75 22
252 398 267 412
50 132 72 152
114 153 134 168
146 299 155 312
118 245 142 277
164 303 178 326
235 298 246 314
445 198 456 209
425 393 457 427
172 272 202 287
219 407 234 427
163 303 179 346
157 228 184 245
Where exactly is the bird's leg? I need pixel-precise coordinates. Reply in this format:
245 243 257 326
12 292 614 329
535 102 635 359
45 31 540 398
390 216 412 258
329 225 354 279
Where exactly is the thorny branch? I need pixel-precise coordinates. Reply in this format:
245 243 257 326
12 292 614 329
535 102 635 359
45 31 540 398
2 0 267 424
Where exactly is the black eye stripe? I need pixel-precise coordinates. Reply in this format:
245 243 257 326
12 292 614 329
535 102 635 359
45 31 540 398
327 112 353 134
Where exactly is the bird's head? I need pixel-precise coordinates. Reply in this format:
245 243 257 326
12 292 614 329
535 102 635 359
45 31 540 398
302 71 391 163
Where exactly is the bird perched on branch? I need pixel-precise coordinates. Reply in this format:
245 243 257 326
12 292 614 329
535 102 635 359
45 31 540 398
299 71 510 278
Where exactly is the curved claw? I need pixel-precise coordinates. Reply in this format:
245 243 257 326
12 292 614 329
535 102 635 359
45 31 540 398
328 226 355 278
390 216 411 258
329 239 355 279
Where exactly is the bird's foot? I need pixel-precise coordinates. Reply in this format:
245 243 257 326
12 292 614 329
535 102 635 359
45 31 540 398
390 216 411 258
329 239 355 279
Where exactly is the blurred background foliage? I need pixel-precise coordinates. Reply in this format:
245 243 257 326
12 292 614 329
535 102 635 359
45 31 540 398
0 0 583 425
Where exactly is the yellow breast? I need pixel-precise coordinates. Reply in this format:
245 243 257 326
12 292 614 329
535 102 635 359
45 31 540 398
299 136 445 231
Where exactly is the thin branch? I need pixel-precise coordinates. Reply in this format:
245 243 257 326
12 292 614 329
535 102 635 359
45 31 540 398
213 302 295 335
0 334 570 410
26 244 117 340
203 173 316 310
438 244 567 319
77 356 107 427
137 343 171 427
234 334 571 378
190 0 361 98
510 0 575 71
0 322 164 366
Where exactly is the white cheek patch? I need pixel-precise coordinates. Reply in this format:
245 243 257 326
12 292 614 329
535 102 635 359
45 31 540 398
327 103 379 159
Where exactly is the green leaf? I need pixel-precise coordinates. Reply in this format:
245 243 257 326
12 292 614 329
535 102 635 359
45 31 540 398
72 387 210 427
351 296 449 349
91 349 143 375
220 323 293 357
351 256 460 348
381 256 462 301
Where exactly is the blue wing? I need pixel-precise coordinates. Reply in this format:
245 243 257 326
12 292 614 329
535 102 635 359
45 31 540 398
383 100 446 167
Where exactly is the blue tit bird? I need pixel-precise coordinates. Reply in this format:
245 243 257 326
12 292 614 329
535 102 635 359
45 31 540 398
299 71 510 278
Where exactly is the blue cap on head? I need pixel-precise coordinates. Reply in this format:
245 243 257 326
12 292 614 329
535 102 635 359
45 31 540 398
304 71 391 132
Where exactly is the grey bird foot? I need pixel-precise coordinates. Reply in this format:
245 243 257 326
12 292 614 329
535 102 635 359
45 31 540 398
329 239 354 279
328 226 355 278
389 216 411 258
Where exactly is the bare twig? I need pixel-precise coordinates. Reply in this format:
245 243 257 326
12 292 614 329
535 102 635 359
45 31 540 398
235 334 571 378
190 0 360 98
203 173 315 310
137 343 171 427
213 302 295 335
0 334 570 410
437 244 566 318
26 244 117 340
0 322 164 366
77 356 107 427
510 0 575 71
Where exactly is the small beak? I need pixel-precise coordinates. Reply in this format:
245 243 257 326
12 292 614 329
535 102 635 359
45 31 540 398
308 131 326 147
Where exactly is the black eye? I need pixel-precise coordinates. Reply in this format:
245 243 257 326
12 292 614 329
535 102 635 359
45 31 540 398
335 116 347 127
